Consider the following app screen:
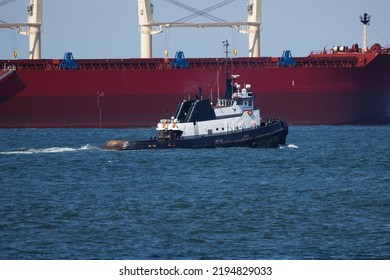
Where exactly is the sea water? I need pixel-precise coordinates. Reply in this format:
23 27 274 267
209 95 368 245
0 126 389 259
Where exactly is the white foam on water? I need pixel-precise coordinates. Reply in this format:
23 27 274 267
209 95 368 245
79 144 97 150
0 144 98 155
280 144 299 149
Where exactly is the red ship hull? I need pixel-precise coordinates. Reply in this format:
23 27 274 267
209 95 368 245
1 51 389 127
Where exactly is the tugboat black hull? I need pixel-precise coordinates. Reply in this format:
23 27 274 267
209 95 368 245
104 119 288 150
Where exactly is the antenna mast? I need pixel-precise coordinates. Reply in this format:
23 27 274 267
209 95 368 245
360 13 371 53
223 39 230 81
223 40 234 99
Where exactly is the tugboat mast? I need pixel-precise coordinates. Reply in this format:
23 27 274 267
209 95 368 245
223 40 230 82
223 40 233 99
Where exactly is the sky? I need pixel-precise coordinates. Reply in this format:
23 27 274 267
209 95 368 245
0 0 389 60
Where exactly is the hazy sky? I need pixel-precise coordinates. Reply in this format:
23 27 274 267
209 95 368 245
0 0 389 59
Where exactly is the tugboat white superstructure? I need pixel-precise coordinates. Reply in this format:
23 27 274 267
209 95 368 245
158 79 259 139
104 75 288 150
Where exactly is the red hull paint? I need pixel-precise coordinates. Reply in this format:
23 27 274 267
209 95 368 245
0 52 389 127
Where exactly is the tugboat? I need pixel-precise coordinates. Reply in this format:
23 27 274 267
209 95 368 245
104 41 288 150
104 76 288 150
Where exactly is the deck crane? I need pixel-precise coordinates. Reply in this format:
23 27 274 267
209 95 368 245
138 0 262 58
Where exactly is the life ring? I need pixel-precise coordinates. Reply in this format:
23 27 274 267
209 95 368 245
247 110 253 116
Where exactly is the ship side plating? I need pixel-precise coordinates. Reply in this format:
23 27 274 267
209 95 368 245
1 47 389 127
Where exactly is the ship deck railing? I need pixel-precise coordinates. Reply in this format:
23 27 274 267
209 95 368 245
2 51 387 71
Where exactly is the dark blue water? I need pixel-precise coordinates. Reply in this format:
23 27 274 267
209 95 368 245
0 126 389 260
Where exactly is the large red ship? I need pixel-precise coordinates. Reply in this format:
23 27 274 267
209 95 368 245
0 0 389 127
